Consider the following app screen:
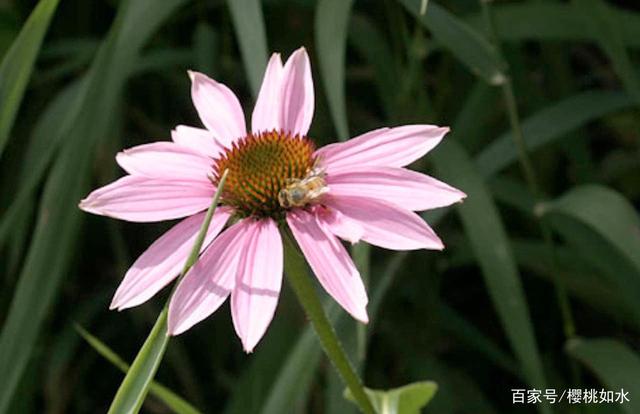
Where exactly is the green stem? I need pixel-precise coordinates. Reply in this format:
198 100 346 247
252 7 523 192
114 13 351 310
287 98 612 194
282 232 375 414
107 170 228 414
479 0 579 396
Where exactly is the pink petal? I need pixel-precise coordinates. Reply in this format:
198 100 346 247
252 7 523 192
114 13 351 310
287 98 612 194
315 206 364 244
287 209 368 323
279 47 314 136
116 141 213 182
79 175 215 222
326 166 466 211
110 207 232 310
168 220 249 335
251 53 284 134
189 70 246 146
231 218 283 352
316 125 450 173
324 195 444 251
171 125 226 158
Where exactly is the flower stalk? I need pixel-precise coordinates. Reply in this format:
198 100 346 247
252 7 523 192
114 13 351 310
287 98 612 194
282 231 375 414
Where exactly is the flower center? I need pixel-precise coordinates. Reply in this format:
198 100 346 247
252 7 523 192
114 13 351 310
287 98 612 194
212 130 324 218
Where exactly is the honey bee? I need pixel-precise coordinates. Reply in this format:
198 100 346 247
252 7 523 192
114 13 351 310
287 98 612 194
278 166 329 208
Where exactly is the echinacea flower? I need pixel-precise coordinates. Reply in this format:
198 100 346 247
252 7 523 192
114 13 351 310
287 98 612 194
79 47 465 352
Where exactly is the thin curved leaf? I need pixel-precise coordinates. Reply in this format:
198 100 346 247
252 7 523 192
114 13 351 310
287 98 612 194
398 0 505 84
76 325 203 414
567 338 640 414
348 14 398 120
465 3 640 48
315 0 354 140
0 0 190 411
0 0 60 158
107 171 228 414
431 140 549 396
539 185 640 325
476 90 634 177
225 0 268 97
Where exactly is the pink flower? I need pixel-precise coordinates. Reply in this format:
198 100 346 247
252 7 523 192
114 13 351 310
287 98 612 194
79 47 465 352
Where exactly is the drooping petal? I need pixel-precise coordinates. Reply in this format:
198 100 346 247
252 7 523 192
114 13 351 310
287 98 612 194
251 53 284 134
79 175 215 222
171 125 226 158
168 220 249 335
316 206 364 244
116 141 213 182
287 209 368 322
326 166 466 211
110 207 232 310
279 47 314 136
316 125 450 173
189 70 246 147
231 218 283 352
324 195 444 251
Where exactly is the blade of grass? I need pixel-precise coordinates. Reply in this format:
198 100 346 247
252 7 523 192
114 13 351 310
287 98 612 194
76 325 202 414
437 302 520 379
225 0 268 97
107 170 228 414
315 0 354 140
0 0 60 159
567 338 640 414
397 0 506 85
464 3 640 48
0 1 190 411
348 14 399 121
0 79 86 247
193 22 218 75
539 185 640 326
476 90 634 177
509 239 640 331
431 139 549 400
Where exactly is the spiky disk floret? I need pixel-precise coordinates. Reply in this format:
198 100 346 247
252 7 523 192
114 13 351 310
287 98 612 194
212 130 316 218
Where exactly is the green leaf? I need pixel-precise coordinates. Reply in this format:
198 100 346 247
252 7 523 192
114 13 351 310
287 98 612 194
193 22 218 75
476 90 635 177
75 325 202 414
0 79 86 247
567 338 640 414
465 3 640 48
348 15 398 120
225 0 268 97
0 1 190 411
315 0 354 140
344 381 438 414
539 185 640 325
438 302 520 379
431 140 549 396
573 0 640 104
0 0 60 159
107 310 171 414
398 0 505 84
259 321 325 414
508 238 640 331
107 170 228 414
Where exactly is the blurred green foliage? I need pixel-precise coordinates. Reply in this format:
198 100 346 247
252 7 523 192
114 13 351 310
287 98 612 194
0 0 639 412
